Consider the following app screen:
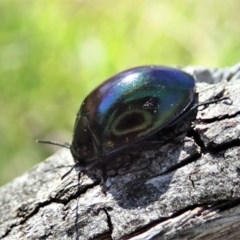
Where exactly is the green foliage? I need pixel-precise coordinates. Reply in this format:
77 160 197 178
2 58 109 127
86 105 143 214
0 0 240 185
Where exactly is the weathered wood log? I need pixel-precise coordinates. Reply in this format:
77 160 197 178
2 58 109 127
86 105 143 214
0 64 240 240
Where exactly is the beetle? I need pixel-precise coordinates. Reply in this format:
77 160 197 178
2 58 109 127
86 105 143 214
38 65 228 170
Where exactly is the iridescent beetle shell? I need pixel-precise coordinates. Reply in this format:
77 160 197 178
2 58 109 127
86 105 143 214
70 66 195 166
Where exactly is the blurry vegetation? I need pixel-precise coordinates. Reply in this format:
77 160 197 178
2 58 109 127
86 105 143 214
0 0 240 185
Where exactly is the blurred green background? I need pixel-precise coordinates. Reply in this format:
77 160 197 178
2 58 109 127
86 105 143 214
0 0 240 186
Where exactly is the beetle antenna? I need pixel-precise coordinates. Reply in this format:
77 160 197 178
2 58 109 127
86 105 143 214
36 139 71 149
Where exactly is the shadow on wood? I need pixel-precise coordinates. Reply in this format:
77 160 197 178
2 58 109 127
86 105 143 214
1 64 240 240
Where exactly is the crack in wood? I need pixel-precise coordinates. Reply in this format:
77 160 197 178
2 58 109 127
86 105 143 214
1 65 240 240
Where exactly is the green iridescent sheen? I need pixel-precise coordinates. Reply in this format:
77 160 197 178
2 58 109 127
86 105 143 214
71 66 195 165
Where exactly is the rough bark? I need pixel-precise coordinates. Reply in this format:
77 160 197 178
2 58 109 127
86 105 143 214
1 64 240 240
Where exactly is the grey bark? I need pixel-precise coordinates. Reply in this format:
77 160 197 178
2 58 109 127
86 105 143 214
1 64 240 240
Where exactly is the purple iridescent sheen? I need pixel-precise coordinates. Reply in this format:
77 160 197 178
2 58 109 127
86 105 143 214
71 66 195 165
